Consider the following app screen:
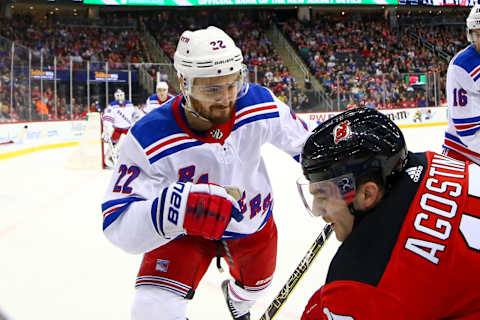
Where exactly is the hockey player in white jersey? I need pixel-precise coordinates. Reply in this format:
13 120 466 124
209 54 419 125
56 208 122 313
443 4 480 164
102 89 137 167
101 26 314 320
143 81 174 114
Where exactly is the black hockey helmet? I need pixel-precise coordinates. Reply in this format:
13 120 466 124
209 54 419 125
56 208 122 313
301 108 408 186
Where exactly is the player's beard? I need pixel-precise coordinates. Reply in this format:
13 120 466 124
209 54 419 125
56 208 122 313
474 41 480 53
191 98 235 125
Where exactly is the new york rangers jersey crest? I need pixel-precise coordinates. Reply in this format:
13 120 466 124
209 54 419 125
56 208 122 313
155 259 170 272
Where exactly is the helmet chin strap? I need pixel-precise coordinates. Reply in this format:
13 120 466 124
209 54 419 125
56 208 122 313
182 95 212 124
348 202 364 217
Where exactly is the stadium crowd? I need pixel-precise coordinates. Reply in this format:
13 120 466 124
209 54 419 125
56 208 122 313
0 8 469 122
0 13 152 121
280 13 453 110
144 10 306 109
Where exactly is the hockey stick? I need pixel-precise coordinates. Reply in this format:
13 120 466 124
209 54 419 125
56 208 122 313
259 223 333 320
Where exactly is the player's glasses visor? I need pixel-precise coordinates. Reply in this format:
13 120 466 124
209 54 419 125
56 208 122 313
297 174 356 217
189 68 249 103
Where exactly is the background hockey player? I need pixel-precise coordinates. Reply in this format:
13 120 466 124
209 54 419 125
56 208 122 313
443 4 480 164
299 108 480 319
101 88 137 167
143 81 174 114
101 26 315 320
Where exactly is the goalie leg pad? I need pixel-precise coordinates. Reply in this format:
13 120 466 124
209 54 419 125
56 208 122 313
103 142 115 168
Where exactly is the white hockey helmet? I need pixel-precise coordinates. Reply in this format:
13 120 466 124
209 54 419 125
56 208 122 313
467 4 480 42
156 81 168 90
114 89 125 103
173 26 248 105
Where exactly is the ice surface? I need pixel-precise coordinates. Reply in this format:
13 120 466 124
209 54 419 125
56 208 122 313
0 125 446 320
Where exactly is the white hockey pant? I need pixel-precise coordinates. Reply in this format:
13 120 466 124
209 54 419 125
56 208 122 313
131 279 270 320
132 286 188 320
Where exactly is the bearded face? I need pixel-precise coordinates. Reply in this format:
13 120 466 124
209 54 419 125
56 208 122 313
189 73 240 125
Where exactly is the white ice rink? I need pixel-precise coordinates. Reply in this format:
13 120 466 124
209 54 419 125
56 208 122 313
0 125 446 320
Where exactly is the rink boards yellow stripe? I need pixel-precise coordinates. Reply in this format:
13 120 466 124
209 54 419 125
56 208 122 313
398 122 447 129
0 141 79 160
0 122 447 160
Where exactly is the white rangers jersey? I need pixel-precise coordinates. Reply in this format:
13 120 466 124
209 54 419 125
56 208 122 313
102 100 137 130
101 84 314 254
444 44 480 164
143 93 175 114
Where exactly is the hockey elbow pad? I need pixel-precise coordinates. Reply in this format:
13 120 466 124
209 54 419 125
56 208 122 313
155 182 243 240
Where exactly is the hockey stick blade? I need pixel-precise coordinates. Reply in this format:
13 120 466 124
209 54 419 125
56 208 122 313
259 223 333 320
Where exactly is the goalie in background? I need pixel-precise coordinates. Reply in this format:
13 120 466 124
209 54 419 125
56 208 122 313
299 108 480 319
102 88 137 168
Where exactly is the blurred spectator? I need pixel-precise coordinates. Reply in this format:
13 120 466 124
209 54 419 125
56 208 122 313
280 12 451 110
142 10 305 109
365 99 376 109
0 102 12 122
347 99 358 110
291 95 300 111
304 73 312 90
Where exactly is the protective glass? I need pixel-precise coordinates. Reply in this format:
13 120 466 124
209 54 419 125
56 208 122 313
189 66 249 103
297 174 356 217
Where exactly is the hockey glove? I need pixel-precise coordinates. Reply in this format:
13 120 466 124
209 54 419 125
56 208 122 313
156 182 243 240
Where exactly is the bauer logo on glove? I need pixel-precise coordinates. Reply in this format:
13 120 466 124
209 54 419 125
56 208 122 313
155 182 243 240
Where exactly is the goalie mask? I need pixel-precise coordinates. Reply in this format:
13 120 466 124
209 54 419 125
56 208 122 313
173 26 248 122
298 108 408 217
467 4 480 43
114 89 125 103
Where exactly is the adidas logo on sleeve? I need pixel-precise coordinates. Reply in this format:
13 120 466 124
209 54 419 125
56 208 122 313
406 166 423 183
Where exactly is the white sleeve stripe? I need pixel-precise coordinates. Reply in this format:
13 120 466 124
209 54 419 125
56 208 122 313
235 107 278 123
145 133 191 152
235 102 276 115
146 137 199 159
468 164 480 197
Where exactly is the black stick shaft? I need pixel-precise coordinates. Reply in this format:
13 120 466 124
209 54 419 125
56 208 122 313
259 224 333 320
